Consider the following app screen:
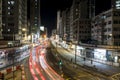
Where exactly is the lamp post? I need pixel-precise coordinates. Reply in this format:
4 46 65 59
75 39 77 63
12 26 15 80
13 26 15 47
75 25 79 63
74 4 80 64
12 51 15 80
75 15 80 64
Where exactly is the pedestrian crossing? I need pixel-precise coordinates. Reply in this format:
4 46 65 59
111 73 120 80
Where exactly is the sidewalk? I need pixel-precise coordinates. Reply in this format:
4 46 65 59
0 65 26 80
4 70 22 80
22 57 33 80
51 41 120 78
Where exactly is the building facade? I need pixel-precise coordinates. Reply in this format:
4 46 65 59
91 14 104 45
2 0 27 45
71 0 95 44
57 11 63 41
70 5 74 41
0 0 2 39
112 0 120 9
57 0 95 44
56 0 120 66
92 8 120 46
30 0 41 42
61 9 70 42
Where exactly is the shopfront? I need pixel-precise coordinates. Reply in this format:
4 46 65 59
106 50 113 62
76 46 84 56
94 49 107 61
85 48 94 58
112 51 120 63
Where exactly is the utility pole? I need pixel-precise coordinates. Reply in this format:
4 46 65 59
13 26 15 47
12 52 15 80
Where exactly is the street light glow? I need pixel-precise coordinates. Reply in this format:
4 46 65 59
22 28 26 31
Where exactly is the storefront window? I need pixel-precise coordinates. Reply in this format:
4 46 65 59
94 49 107 61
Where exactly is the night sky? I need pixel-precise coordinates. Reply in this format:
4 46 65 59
95 0 111 15
40 0 72 36
40 0 111 36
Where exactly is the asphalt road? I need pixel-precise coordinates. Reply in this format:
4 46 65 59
21 41 111 80
45 41 106 80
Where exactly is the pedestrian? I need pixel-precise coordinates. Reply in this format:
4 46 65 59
83 57 86 61
71 58 72 62
91 60 93 64
93 65 96 68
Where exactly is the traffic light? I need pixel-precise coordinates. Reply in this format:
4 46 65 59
59 60 62 65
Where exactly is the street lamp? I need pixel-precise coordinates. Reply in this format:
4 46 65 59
75 41 77 64
28 35 31 43
74 6 80 64
75 18 80 64
22 28 27 43
22 28 26 31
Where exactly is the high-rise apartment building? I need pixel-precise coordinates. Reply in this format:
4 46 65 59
88 0 95 18
91 1 120 66
70 0 95 44
91 0 120 46
61 9 70 41
112 0 120 9
92 8 120 46
2 0 27 44
0 0 2 39
30 0 41 39
70 5 74 41
65 9 70 41
57 11 63 40
57 11 60 36
61 10 66 40
57 0 95 44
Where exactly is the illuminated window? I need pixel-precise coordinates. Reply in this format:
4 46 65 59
102 15 106 19
116 0 120 9
11 1 15 5
8 7 10 10
8 1 15 5
8 1 10 4
8 29 10 32
76 9 78 11
116 0 120 3
116 7 120 9
8 12 10 15
35 17 37 19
